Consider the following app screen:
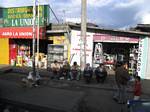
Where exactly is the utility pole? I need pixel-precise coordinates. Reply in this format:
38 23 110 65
80 0 87 71
36 0 40 77
37 0 40 61
32 0 37 76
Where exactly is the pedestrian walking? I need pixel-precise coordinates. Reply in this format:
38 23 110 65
133 76 142 100
113 61 130 104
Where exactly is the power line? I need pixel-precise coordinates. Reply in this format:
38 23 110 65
48 5 60 23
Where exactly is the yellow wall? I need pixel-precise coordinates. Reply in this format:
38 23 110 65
49 36 65 44
0 38 9 64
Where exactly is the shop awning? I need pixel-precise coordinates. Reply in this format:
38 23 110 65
0 27 46 39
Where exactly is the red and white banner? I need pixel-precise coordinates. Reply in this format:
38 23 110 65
0 27 45 39
93 34 139 43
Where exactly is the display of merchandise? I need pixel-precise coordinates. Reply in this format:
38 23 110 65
103 53 116 64
117 54 124 62
93 43 104 64
129 45 139 76
47 44 65 68
15 45 31 67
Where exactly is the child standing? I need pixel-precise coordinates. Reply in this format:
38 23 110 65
134 76 142 100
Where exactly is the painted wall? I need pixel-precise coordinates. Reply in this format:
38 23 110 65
137 37 149 79
70 30 93 66
0 38 9 64
145 37 150 79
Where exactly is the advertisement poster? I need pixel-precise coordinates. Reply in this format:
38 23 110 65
70 30 93 66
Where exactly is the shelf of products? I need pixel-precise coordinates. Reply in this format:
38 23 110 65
47 44 64 68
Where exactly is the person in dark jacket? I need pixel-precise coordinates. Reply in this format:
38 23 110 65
83 63 93 84
59 61 71 80
113 61 130 104
95 63 107 83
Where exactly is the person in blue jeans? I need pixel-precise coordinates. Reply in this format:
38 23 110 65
113 61 130 104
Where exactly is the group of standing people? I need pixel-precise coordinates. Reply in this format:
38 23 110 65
50 60 107 83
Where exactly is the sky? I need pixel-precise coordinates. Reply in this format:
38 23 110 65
1 0 150 29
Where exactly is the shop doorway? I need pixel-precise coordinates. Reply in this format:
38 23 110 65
93 42 139 75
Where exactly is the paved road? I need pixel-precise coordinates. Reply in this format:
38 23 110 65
0 72 150 112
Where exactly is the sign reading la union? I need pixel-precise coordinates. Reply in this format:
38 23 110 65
3 5 49 27
0 27 45 39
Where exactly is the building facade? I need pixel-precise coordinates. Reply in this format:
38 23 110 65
68 24 150 79
0 5 49 66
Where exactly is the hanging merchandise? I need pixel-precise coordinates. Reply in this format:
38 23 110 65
129 45 139 76
16 56 23 66
9 44 17 66
93 43 104 64
16 44 31 66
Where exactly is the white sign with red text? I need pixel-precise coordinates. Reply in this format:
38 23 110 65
70 30 93 66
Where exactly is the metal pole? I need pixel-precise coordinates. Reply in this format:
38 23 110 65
80 0 87 71
32 0 37 76
36 0 40 77
37 0 40 64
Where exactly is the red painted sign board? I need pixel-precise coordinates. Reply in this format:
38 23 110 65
93 34 139 43
0 27 45 39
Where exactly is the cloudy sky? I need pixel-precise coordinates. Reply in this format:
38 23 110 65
1 0 150 29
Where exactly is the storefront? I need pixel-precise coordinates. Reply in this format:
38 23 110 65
93 33 140 73
0 27 46 66
0 5 49 66
68 25 150 79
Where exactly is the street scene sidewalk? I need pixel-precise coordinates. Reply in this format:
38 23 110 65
0 65 150 112
1 65 150 95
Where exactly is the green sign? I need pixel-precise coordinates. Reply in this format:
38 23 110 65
3 18 46 27
3 5 49 27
